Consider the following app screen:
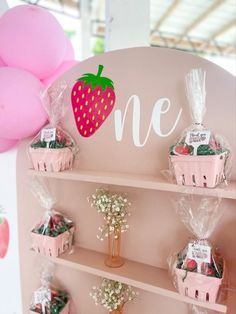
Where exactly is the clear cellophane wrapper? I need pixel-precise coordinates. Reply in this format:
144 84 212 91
188 304 211 314
29 81 77 172
168 68 231 187
168 195 225 303
30 178 74 256
30 261 70 314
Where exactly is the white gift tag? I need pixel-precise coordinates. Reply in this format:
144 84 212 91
187 243 211 263
41 128 56 143
34 287 51 304
185 130 211 155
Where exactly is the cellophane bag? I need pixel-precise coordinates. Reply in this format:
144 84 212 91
30 178 74 257
169 68 231 188
30 261 70 314
168 195 225 303
188 305 209 314
29 81 77 172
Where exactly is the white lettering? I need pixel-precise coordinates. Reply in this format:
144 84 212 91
114 95 182 147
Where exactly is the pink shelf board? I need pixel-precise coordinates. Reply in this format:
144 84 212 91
28 169 236 200
46 247 227 313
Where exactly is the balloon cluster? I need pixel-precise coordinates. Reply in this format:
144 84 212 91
0 5 78 152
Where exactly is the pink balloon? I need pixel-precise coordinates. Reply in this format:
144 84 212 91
0 67 47 139
64 36 75 60
0 56 5 67
0 5 66 79
42 60 78 86
0 138 18 153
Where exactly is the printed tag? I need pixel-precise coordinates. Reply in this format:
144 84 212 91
34 287 51 304
41 128 56 142
187 243 211 263
185 130 211 155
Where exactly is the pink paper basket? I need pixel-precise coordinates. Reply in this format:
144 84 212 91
170 153 227 188
29 147 73 172
31 227 74 258
175 268 223 303
30 299 70 314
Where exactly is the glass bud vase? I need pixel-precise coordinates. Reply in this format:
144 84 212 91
105 230 124 268
111 304 124 314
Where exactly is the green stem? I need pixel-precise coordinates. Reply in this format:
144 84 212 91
96 64 104 77
112 232 115 258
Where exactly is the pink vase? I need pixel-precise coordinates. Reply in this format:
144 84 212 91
111 305 124 314
105 231 125 268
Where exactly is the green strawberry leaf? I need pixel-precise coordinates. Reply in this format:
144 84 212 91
0 217 3 224
76 64 114 91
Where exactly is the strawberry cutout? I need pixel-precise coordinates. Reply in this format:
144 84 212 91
71 64 116 137
0 207 9 259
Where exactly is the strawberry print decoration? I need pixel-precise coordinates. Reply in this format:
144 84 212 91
0 207 9 259
71 64 116 137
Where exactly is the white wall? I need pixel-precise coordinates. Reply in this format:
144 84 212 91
0 0 8 14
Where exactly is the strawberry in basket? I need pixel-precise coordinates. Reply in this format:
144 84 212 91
169 195 225 303
169 69 230 188
29 82 77 172
30 265 70 314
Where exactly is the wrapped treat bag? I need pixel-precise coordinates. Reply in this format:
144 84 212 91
189 304 214 314
30 179 74 257
30 262 70 314
169 68 230 188
169 195 225 303
29 82 76 172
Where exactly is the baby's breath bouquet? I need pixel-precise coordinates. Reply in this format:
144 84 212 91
88 188 131 268
90 278 138 313
89 188 131 240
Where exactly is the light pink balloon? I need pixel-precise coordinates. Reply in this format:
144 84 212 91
0 138 18 153
0 67 47 139
42 60 78 86
64 36 75 60
0 5 66 79
0 56 5 67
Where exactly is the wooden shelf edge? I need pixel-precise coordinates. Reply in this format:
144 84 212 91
47 247 227 313
28 169 236 200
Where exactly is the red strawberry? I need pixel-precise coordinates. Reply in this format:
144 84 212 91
56 128 65 144
206 267 214 276
71 64 116 137
51 289 58 298
186 259 197 271
0 210 9 258
52 214 63 225
174 145 190 155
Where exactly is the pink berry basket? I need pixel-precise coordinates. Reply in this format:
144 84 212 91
31 227 74 258
175 267 224 303
29 147 73 172
170 153 227 188
30 300 70 314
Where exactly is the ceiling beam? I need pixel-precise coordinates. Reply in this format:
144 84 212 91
179 0 224 41
152 0 181 32
210 18 236 40
200 18 236 49
150 33 236 57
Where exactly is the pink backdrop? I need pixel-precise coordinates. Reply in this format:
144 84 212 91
17 47 236 313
